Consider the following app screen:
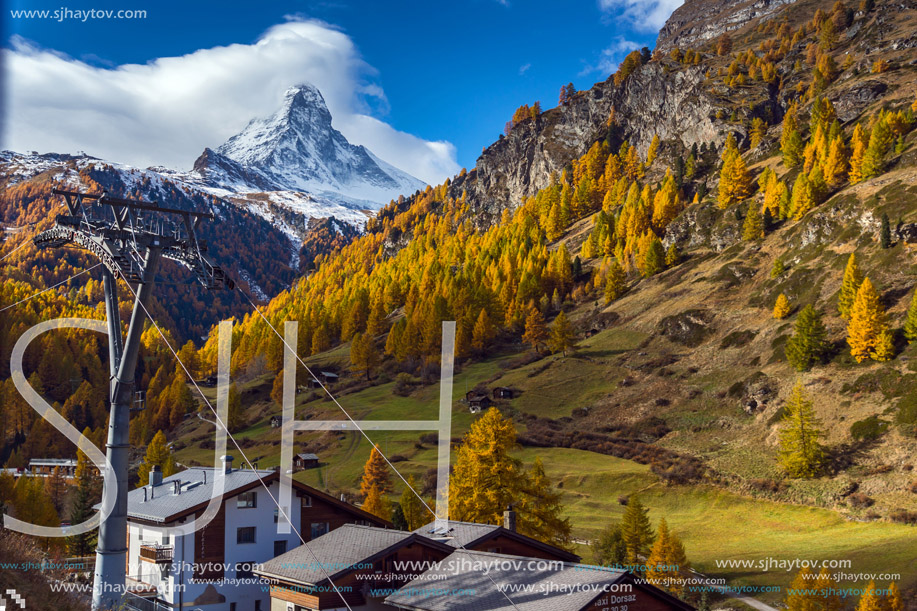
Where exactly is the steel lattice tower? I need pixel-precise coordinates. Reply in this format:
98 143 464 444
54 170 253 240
33 189 233 610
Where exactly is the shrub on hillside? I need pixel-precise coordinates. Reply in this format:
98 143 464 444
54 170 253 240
749 478 787 493
650 458 706 484
850 415 889 441
393 372 415 396
848 493 874 508
897 395 917 436
890 509 917 524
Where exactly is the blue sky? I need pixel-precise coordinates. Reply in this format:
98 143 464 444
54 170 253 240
3 0 680 183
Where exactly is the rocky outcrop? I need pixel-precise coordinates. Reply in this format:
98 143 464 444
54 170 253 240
449 81 615 224
451 62 728 226
833 80 888 122
655 0 796 53
192 148 277 192
658 309 716 347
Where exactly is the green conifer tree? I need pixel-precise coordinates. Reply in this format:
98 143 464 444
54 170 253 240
642 237 667 277
904 289 917 343
785 305 829 371
879 213 891 249
592 522 627 567
549 311 577 357
620 496 654 566
742 202 765 241
837 253 863 319
778 381 825 478
605 260 628 303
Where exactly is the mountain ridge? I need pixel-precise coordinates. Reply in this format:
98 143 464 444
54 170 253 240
197 0 917 559
199 83 426 205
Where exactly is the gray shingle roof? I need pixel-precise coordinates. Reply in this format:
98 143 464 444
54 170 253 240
296 453 319 460
255 524 415 586
95 467 275 523
412 520 500 549
384 549 628 611
412 520 580 563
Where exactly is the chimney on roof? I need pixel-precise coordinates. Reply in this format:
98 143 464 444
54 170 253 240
221 455 234 474
503 507 517 532
173 480 181 495
149 465 163 487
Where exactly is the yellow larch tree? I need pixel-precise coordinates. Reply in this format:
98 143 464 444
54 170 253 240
773 293 791 319
362 483 392 521
823 135 849 188
855 581 884 611
646 134 660 165
778 381 825 478
847 277 892 362
360 444 393 497
781 102 804 167
645 518 690 596
718 134 751 209
848 123 868 184
838 253 863 318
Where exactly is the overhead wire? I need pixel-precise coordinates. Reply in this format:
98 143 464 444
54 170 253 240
234 286 523 610
3 200 523 608
0 264 101 312
0 238 31 262
114 268 359 611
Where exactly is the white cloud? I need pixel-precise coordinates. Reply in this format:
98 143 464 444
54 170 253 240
598 0 683 31
581 36 641 76
519 63 532 75
2 19 459 185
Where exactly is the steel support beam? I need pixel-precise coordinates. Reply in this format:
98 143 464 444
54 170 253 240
102 268 123 378
92 247 161 611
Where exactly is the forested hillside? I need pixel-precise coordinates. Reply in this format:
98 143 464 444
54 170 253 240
175 0 917 565
3 0 917 603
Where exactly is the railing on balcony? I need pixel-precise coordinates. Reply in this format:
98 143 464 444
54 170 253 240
123 592 172 611
138 543 174 564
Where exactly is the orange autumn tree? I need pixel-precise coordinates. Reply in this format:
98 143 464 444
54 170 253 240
360 444 392 498
847 277 893 362
717 134 751 208
449 408 571 548
362 483 392 521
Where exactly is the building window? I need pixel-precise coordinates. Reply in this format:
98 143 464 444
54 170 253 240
236 561 255 579
274 540 287 556
236 527 256 544
310 522 329 540
301 495 312 508
237 491 257 509
229 604 236 611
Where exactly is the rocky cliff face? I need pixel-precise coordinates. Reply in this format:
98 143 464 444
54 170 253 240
451 62 729 225
655 0 795 53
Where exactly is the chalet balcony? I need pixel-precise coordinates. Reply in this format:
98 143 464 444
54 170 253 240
138 544 173 564
123 592 172 611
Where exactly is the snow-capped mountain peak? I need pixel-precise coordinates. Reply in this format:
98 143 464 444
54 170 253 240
204 83 425 204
